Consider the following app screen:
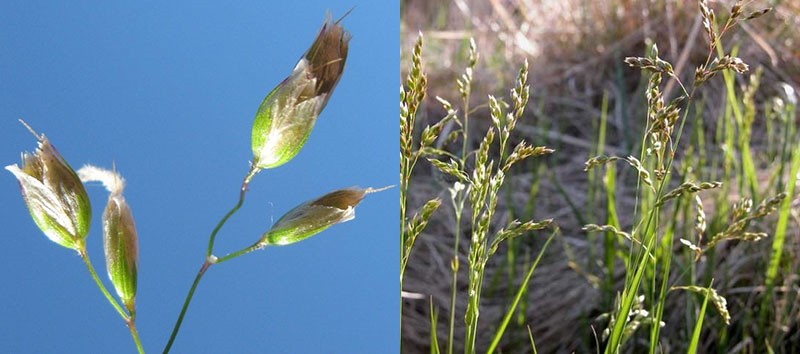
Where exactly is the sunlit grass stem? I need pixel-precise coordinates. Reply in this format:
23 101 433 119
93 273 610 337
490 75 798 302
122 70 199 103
78 245 144 354
759 143 800 330
687 283 712 354
162 259 213 354
163 165 259 353
448 44 474 354
487 231 556 353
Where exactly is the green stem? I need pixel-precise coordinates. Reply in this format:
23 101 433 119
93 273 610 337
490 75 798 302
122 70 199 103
206 166 260 256
78 247 127 320
127 318 145 354
163 259 213 353
447 203 463 354
164 165 260 353
79 246 143 353
215 243 262 264
451 71 474 353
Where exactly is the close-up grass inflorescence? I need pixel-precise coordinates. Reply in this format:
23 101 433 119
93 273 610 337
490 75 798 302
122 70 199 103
7 12 388 353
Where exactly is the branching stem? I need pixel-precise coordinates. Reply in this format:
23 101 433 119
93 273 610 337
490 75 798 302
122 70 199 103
164 165 260 353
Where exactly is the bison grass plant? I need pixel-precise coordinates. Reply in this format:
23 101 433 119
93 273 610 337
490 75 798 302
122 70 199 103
401 34 556 354
401 1 799 353
6 12 389 353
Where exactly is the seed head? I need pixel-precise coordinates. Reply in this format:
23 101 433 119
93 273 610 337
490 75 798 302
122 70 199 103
259 186 390 246
251 14 351 170
6 121 91 251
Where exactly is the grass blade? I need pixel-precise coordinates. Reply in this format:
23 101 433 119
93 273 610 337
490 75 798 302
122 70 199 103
527 325 538 354
487 231 556 353
430 297 441 354
687 285 711 354
759 141 800 333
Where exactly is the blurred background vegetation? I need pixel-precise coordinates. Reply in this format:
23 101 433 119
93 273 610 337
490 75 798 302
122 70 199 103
401 0 800 352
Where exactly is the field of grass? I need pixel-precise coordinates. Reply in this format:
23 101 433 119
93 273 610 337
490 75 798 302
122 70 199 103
401 1 800 352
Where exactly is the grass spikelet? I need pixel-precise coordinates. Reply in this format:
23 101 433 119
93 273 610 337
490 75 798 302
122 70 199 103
624 155 655 191
671 285 731 325
704 193 786 250
656 181 722 206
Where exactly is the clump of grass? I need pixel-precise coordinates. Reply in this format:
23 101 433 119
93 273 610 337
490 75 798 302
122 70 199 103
401 33 556 353
589 1 789 352
403 1 800 352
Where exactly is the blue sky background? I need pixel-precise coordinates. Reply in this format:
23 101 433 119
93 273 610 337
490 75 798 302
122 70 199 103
0 1 397 353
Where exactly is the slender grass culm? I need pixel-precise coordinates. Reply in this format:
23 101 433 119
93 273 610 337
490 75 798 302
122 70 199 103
6 11 390 353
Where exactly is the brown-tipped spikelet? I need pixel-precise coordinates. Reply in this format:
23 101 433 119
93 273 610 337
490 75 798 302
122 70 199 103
79 165 139 313
103 194 139 312
251 13 351 170
6 122 91 251
259 186 390 246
